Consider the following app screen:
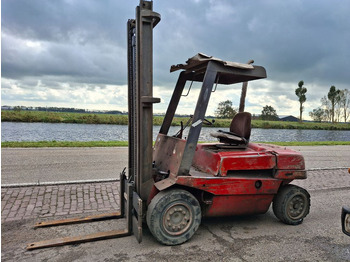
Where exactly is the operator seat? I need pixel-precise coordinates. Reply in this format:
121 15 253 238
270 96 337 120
211 112 252 148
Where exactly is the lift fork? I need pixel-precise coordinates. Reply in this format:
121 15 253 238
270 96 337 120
26 170 143 250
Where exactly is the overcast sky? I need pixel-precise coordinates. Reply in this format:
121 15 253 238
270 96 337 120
2 0 350 118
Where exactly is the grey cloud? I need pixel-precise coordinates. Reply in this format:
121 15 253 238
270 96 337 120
2 0 350 114
2 33 125 85
151 0 350 90
2 0 131 44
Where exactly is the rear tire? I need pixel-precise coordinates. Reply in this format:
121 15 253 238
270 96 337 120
146 189 201 245
273 184 310 225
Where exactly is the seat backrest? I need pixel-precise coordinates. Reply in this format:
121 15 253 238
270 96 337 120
229 112 252 140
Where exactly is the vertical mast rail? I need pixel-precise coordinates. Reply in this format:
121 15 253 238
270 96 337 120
127 19 137 183
134 0 161 201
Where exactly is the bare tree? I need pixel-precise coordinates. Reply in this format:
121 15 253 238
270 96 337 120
335 98 342 122
321 96 332 122
338 89 350 123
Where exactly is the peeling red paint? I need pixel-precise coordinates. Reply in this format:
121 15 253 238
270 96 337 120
203 195 274 217
152 140 307 218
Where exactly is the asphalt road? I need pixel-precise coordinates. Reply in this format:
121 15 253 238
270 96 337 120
1 147 129 185
2 146 350 185
2 183 349 261
1 146 350 261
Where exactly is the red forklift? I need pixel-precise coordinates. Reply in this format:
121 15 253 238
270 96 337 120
27 0 310 249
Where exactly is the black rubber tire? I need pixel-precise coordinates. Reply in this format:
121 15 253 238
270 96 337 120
273 184 310 225
146 189 201 245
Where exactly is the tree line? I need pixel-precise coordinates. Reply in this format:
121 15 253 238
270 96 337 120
215 81 350 124
215 100 279 121
7 106 126 115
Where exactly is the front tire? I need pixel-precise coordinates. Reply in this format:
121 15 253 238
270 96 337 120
146 189 201 245
273 184 310 225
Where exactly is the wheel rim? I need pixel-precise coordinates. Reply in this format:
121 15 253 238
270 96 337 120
287 194 307 220
162 202 193 236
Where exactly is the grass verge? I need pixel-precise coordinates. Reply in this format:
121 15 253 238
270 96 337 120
259 141 350 146
2 140 350 148
1 141 128 148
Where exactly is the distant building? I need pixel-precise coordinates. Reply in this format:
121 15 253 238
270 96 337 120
279 115 299 122
1 106 13 111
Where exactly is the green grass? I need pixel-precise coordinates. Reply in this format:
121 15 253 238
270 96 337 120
1 141 128 148
259 141 350 146
251 119 350 130
2 110 350 130
2 140 350 148
1 110 130 125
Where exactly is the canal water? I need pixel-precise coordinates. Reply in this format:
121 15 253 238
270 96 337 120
2 122 350 142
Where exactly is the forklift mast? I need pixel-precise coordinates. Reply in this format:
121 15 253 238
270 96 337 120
127 0 160 201
26 1 161 250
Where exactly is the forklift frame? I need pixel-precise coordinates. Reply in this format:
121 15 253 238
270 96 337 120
27 0 310 249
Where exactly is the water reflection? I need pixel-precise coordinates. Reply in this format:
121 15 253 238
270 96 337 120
2 122 350 142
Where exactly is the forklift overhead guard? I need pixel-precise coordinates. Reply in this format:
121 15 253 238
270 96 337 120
170 53 267 85
170 53 255 72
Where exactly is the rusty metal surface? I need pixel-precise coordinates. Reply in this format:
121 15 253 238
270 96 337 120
192 143 276 177
169 53 266 85
238 60 254 113
275 150 306 170
127 18 136 186
175 167 282 217
192 143 305 178
34 212 122 228
203 194 274 217
178 61 218 176
134 0 161 202
176 175 282 196
172 141 306 218
170 53 254 72
128 0 161 202
153 134 186 176
274 170 307 180
154 174 177 191
159 71 193 135
26 229 130 250
132 191 143 243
